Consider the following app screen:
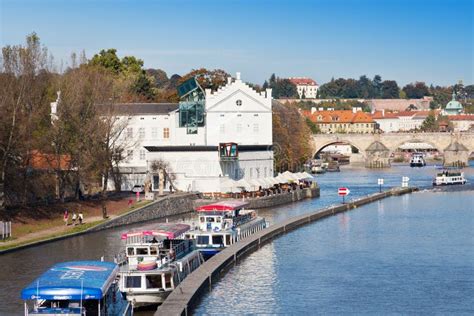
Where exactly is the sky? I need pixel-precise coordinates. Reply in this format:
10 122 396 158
1 0 473 86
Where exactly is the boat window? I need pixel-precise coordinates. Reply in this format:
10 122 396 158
150 247 158 255
212 235 224 245
125 276 141 288
164 273 173 288
216 217 221 223
136 247 149 255
127 247 135 256
197 235 209 245
145 275 163 289
200 217 205 223
225 234 231 245
207 217 215 223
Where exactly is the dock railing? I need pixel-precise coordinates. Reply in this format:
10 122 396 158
0 221 12 240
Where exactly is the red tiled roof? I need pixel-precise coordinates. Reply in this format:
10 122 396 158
448 115 474 121
371 110 440 119
303 110 374 123
288 77 318 86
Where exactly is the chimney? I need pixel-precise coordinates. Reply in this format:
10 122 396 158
227 77 232 84
236 72 241 81
382 109 385 117
352 107 357 114
319 107 324 111
266 88 272 99
311 107 316 114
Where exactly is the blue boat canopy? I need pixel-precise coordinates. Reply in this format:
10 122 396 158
21 261 118 301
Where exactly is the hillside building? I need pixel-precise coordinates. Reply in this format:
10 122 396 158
288 77 319 99
303 108 375 134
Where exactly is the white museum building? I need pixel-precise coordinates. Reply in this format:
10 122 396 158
111 72 274 193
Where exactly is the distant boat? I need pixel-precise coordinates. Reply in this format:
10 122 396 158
432 170 466 186
326 161 340 172
410 153 426 167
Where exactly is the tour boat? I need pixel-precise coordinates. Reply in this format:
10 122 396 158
326 161 340 172
21 260 132 316
410 153 426 167
433 169 466 186
117 223 203 307
184 201 267 259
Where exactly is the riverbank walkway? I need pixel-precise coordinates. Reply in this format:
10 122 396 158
156 187 417 316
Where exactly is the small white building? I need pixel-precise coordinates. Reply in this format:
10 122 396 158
373 110 436 133
288 77 319 99
450 115 474 132
111 73 274 193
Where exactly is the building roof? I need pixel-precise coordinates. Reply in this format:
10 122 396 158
448 114 474 121
372 110 439 120
303 110 374 124
99 103 179 115
445 92 463 111
288 77 318 86
366 141 389 152
444 141 468 152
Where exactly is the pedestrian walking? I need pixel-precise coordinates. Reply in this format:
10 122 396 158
78 212 84 225
72 212 77 225
63 210 69 226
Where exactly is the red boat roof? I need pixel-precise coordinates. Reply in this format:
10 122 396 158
121 223 190 240
195 200 249 212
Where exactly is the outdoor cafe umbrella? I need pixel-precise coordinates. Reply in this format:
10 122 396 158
235 178 252 191
281 171 299 181
274 175 288 184
220 178 240 193
248 179 263 191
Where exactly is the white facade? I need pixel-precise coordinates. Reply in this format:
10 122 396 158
113 73 274 193
288 77 319 99
320 144 352 155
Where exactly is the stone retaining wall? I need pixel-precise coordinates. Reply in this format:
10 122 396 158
156 187 416 316
90 193 200 232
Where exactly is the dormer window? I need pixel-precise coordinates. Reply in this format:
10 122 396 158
317 115 323 121
332 116 339 122
236 99 242 106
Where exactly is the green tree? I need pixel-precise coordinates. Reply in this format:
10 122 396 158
403 82 429 98
305 117 321 133
420 112 438 131
381 80 400 98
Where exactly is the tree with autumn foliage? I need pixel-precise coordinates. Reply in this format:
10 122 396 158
273 101 313 172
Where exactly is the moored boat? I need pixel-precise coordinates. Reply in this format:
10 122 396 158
432 169 466 186
21 260 132 316
184 201 267 259
117 223 203 308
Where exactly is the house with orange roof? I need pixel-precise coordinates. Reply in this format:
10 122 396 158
449 114 474 132
288 77 319 99
372 110 440 132
303 109 375 134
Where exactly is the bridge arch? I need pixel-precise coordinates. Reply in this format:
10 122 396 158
313 141 363 159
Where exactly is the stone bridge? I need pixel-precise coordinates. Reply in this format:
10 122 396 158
313 132 474 167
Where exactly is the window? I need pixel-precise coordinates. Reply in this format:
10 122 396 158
126 276 141 288
164 273 172 288
236 99 242 106
253 123 259 132
197 235 209 245
317 116 322 121
146 275 163 289
140 117 144 120
136 248 148 255
139 128 145 139
139 150 146 160
152 127 158 139
126 127 133 139
163 128 170 139
127 247 135 256
212 235 224 245
236 124 242 133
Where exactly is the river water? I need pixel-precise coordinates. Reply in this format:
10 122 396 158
1 163 473 315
